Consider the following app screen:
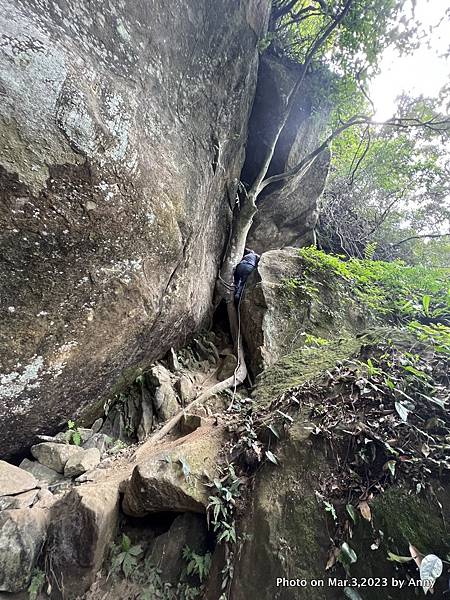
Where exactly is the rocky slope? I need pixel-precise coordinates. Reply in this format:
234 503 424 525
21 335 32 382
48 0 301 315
2 3 449 599
1 250 448 600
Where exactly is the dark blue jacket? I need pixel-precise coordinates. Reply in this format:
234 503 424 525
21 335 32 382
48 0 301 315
241 251 260 268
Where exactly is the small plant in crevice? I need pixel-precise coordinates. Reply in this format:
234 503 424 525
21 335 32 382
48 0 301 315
108 534 143 579
65 420 81 446
302 332 329 347
205 464 242 598
28 569 45 600
205 400 285 597
206 464 241 545
182 546 212 582
105 531 206 599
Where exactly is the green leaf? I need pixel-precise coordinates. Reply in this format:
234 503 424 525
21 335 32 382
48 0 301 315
324 501 337 521
265 450 278 464
346 504 356 523
121 534 131 552
267 424 280 439
128 544 142 556
387 552 413 563
422 295 431 316
344 588 364 600
122 553 136 578
384 460 396 478
276 410 293 423
72 430 81 446
339 542 358 566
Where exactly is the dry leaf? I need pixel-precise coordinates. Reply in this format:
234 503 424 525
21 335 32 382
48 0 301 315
358 501 372 521
326 547 340 570
421 443 431 457
409 543 423 568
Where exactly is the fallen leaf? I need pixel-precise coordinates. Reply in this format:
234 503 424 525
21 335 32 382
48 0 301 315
346 504 356 523
358 501 372 521
326 546 340 570
383 460 396 478
387 551 413 563
420 554 443 595
409 543 423 568
421 443 431 458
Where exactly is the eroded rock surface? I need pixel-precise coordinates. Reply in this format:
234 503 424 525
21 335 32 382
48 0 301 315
47 482 120 597
64 447 101 477
0 0 270 459
31 442 85 473
231 420 450 600
147 512 208 586
0 507 48 592
123 425 224 516
0 460 38 496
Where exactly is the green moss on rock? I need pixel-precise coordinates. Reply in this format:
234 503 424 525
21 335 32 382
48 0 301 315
253 336 361 405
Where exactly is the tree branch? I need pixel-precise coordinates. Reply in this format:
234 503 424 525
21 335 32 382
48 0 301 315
250 0 354 197
392 232 450 247
259 115 368 191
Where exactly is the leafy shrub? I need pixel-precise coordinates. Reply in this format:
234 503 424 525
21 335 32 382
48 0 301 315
28 569 45 600
298 247 450 323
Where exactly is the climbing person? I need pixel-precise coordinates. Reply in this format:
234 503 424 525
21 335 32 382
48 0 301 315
233 248 260 303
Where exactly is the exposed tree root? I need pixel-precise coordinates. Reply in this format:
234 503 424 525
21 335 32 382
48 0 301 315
149 301 248 444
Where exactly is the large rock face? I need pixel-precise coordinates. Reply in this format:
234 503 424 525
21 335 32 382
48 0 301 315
0 0 270 459
244 54 333 253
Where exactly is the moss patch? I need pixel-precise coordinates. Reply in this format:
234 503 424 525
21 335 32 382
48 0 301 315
253 336 361 405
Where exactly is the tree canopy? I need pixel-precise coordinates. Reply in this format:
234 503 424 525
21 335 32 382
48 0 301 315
267 0 450 267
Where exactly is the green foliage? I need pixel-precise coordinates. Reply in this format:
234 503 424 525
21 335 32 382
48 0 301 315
109 534 143 579
66 420 81 446
302 333 329 347
108 439 128 455
28 569 45 600
182 546 212 583
320 108 450 264
337 541 358 574
323 499 337 522
272 0 411 72
207 464 241 544
137 564 202 600
105 521 208 597
281 276 320 304
298 247 450 324
409 322 450 355
257 33 274 53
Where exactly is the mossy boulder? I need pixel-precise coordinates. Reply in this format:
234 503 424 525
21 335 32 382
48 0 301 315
240 248 368 374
